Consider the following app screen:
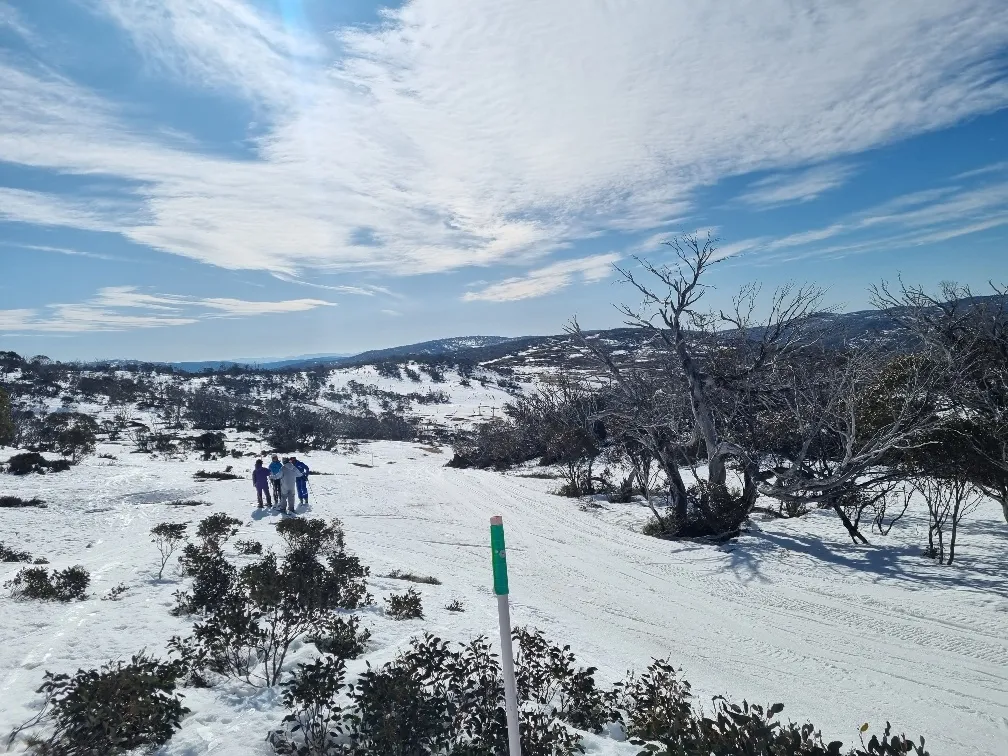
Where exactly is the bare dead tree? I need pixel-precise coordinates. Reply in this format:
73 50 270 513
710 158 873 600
873 280 1008 523
914 473 982 565
571 234 823 537
756 345 943 543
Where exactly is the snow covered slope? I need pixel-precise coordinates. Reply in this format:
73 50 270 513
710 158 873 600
0 442 1005 754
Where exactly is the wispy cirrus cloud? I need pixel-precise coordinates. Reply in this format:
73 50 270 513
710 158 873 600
717 175 1008 264
0 0 1006 284
739 164 858 208
0 286 334 333
463 253 620 302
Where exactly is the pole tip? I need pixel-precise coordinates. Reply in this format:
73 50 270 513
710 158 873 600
490 515 503 526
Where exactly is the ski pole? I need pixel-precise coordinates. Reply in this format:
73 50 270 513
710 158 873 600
491 516 521 756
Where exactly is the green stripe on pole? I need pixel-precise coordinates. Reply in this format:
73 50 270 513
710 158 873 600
490 515 509 595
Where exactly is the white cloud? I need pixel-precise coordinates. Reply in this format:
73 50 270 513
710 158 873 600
0 1 1006 279
739 164 857 208
463 253 620 302
0 286 334 332
724 179 1008 263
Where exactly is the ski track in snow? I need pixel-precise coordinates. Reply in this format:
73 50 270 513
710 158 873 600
0 440 1006 755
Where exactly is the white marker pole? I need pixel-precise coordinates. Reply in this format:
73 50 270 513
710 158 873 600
490 515 521 756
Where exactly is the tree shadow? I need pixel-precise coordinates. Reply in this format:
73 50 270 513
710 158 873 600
730 522 1008 595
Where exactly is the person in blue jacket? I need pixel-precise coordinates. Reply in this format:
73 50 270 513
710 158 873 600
290 455 310 507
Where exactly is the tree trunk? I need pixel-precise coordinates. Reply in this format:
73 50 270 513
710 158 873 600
832 502 869 544
948 501 960 566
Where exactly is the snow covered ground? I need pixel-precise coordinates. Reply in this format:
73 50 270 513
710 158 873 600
0 441 1005 755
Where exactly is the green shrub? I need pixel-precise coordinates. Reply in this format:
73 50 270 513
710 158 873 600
5 566 89 601
150 522 187 579
344 633 580 756
382 568 441 585
172 518 372 687
385 587 423 620
0 541 34 562
514 626 620 733
18 653 188 755
275 517 344 556
269 655 347 755
308 614 371 659
235 539 263 555
6 452 70 475
195 513 242 550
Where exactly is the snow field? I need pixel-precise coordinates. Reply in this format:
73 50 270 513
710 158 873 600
0 441 1005 755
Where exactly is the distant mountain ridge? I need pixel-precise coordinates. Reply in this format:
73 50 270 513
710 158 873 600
164 294 1006 374
170 336 517 372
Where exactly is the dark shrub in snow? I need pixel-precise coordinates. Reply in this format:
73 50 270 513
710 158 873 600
17 653 188 755
340 633 581 756
5 565 89 601
6 452 70 475
269 654 348 755
234 538 263 555
307 614 371 659
0 495 46 508
384 587 423 620
0 542 33 562
513 626 619 734
195 513 242 550
172 516 371 687
193 469 241 481
193 431 227 459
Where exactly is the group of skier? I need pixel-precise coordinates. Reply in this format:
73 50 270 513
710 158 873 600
251 454 310 515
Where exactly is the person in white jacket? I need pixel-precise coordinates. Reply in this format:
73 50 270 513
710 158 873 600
278 458 303 515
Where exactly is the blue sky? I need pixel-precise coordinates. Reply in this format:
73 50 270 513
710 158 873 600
1 0 1007 362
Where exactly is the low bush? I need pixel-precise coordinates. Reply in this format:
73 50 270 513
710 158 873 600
0 495 47 508
271 627 930 756
342 634 581 756
270 655 347 756
172 518 372 687
382 568 441 585
165 499 211 507
275 517 344 556
173 547 236 616
150 522 187 580
196 513 242 550
5 565 89 601
102 583 129 601
385 587 423 620
0 541 33 562
14 653 188 755
194 469 241 481
514 626 620 733
308 614 371 659
193 431 227 459
445 599 464 613
6 452 70 475
235 539 263 555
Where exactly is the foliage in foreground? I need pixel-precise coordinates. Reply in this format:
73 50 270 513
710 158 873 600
270 629 929 756
12 653 188 756
169 516 372 687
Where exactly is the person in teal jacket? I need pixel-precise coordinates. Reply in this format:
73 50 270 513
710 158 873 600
268 455 283 504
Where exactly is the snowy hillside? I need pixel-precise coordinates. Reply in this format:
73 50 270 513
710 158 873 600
0 440 1005 754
